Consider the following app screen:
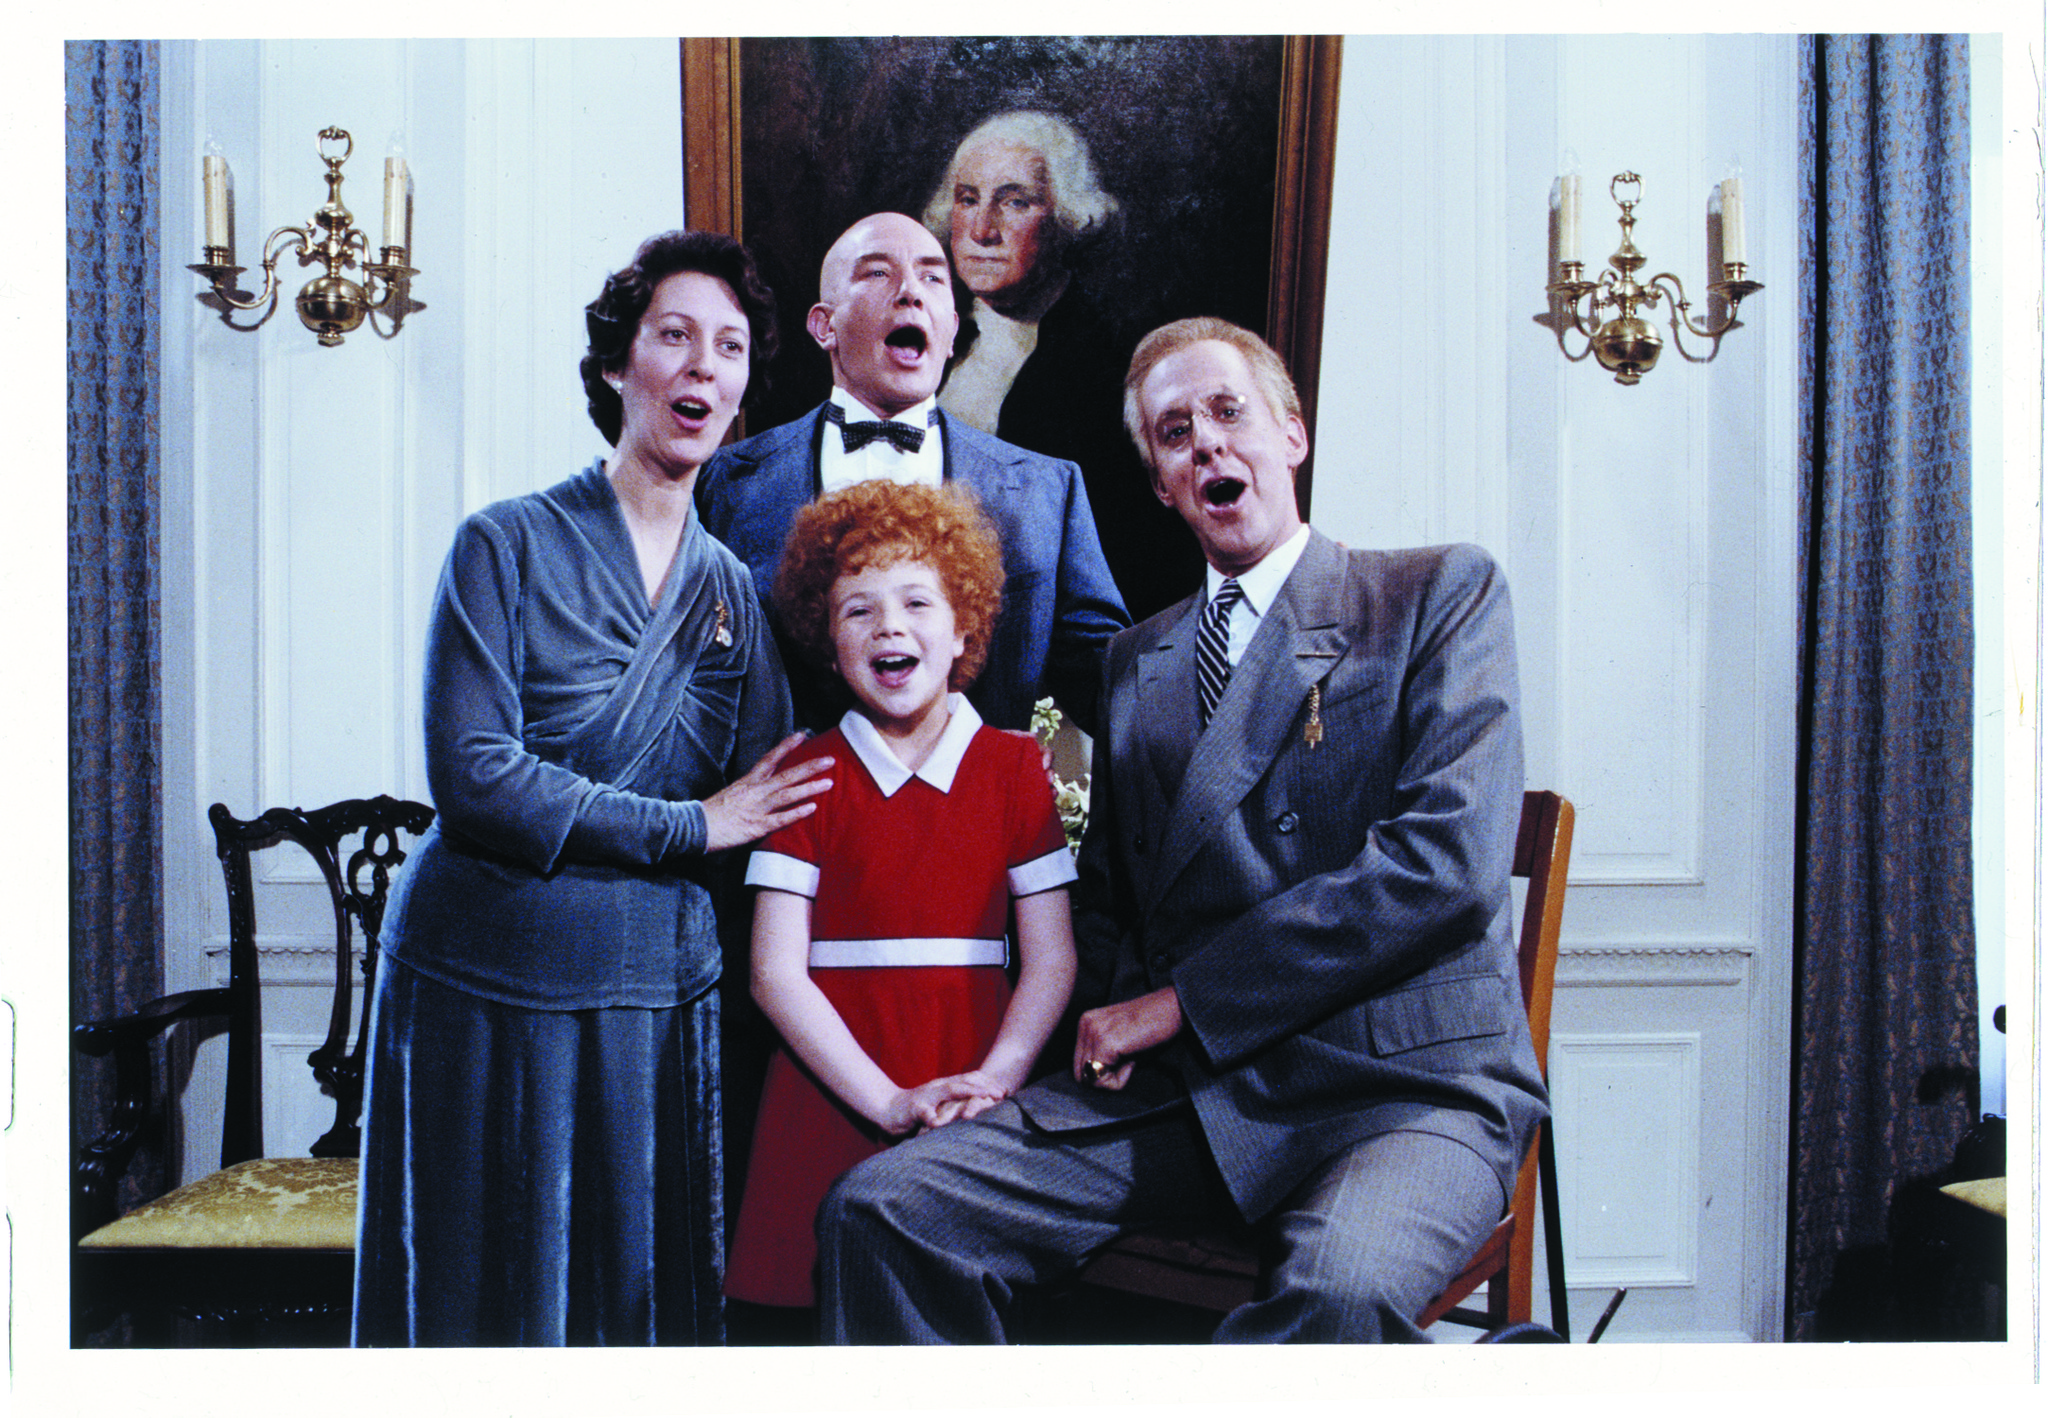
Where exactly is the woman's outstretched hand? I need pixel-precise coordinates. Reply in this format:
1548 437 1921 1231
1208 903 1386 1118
703 733 833 852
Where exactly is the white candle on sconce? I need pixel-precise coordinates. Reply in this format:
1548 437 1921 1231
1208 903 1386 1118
383 155 409 251
1720 174 1747 268
203 150 230 253
1558 172 1582 267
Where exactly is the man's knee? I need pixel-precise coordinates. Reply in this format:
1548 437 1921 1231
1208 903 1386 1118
817 1147 917 1248
818 1123 1000 1257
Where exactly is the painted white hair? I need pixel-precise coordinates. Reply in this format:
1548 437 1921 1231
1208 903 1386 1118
921 110 1120 250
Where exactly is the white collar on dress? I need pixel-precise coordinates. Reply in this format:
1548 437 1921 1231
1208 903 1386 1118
837 693 983 797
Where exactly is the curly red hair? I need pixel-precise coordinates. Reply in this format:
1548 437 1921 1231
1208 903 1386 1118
774 480 1006 692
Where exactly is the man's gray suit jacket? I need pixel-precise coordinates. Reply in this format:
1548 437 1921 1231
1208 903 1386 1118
1021 531 1547 1223
693 404 1129 735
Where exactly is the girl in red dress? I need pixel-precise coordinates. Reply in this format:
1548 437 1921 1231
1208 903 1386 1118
725 480 1078 1332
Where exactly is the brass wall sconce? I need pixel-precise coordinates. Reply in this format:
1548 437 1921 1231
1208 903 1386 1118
190 127 415 347
1548 170 1761 385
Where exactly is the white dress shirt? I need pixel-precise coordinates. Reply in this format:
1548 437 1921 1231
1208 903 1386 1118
1203 524 1312 667
819 388 945 493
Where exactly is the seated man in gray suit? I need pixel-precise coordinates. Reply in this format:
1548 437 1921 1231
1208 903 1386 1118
695 211 1128 734
816 317 1547 1343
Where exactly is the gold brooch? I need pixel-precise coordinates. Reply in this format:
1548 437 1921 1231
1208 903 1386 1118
712 599 732 648
1304 683 1324 749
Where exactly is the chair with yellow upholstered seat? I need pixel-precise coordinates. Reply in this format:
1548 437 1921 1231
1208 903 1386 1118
73 796 432 1345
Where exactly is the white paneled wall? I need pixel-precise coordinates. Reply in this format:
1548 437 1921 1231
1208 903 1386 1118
158 35 1800 1341
158 37 685 1181
1316 34 1798 1341
1549 1032 1704 1289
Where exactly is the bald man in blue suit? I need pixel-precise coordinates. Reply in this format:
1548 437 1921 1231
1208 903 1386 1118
696 212 1127 735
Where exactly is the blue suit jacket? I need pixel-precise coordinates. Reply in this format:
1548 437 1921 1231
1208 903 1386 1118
695 403 1129 735
1021 532 1547 1223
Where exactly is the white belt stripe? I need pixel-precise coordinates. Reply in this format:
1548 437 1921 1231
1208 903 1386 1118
810 937 1007 968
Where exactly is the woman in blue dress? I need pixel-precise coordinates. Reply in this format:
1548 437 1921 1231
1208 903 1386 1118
353 231 832 1346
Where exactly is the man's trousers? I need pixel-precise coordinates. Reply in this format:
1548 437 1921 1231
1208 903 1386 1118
816 1092 1507 1344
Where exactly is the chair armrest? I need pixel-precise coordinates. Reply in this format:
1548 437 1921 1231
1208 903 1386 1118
72 987 234 1240
72 987 234 1056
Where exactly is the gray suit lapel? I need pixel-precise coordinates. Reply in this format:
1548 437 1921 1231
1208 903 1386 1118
1133 599 1202 811
1142 535 1352 919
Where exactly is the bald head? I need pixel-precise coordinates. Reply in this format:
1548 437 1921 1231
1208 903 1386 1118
818 213 943 302
808 212 960 418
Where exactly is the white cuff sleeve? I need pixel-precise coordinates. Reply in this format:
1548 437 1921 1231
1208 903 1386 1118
746 850 820 897
1008 846 1078 898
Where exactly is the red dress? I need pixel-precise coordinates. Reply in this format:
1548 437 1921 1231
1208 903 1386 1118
724 700 1074 1306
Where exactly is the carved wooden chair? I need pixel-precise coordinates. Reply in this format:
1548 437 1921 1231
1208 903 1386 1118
72 796 433 1345
1069 790 1576 1338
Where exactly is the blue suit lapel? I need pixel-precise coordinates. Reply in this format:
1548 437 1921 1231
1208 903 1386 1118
697 409 826 605
938 410 1026 503
1141 534 1353 920
725 405 825 481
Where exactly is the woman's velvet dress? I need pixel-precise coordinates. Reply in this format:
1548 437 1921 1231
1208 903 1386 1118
352 462 791 1345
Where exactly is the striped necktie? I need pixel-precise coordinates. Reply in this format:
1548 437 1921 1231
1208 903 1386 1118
1197 579 1244 726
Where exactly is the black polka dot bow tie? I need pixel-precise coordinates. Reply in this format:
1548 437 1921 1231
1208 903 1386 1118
826 401 931 454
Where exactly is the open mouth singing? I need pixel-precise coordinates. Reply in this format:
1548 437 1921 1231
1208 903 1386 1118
871 653 919 686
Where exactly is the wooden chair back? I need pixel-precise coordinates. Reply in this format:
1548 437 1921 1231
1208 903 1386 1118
209 796 434 1166
1419 788 1573 1330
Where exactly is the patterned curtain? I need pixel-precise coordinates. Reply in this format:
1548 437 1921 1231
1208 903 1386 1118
1792 34 1977 1341
66 41 165 1214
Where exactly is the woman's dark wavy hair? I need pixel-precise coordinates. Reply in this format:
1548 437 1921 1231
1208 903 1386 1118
579 230 779 446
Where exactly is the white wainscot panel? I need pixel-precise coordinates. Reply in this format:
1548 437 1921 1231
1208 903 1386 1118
263 1031 356 1160
1550 1031 1701 1288
263 335 408 813
177 1023 359 1180
176 1029 230 1187
1312 35 1511 557
180 978 368 1185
